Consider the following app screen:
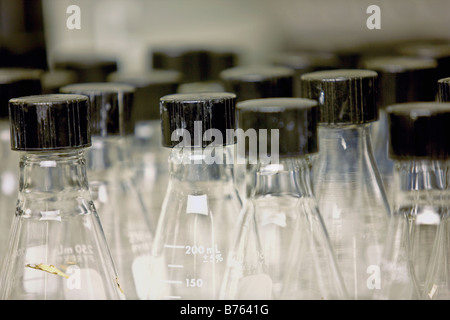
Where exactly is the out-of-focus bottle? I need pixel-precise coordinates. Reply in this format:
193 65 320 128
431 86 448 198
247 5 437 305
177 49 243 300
271 51 339 97
149 43 239 93
219 64 295 201
52 53 118 83
0 94 124 300
377 102 450 300
220 97 348 300
107 70 182 227
360 56 438 207
0 68 42 264
148 92 242 300
397 42 450 92
60 83 154 300
301 69 391 300
41 70 78 94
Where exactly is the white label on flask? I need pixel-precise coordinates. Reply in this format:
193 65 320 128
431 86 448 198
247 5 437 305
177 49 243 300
39 210 61 222
186 194 208 215
39 160 57 167
24 245 58 294
64 268 107 300
1 171 16 195
132 255 152 299
237 274 272 300
260 211 286 227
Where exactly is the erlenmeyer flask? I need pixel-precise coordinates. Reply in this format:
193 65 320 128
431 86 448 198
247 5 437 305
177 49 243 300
219 64 295 202
0 68 43 264
220 98 348 300
148 92 242 300
107 70 181 227
0 94 124 300
378 102 450 300
60 83 154 300
360 56 438 207
301 69 391 300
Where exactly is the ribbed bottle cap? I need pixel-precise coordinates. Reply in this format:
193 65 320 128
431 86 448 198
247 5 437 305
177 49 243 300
438 77 450 102
301 69 379 124
219 65 294 102
9 94 91 151
237 98 318 157
387 102 450 160
53 54 118 83
361 56 438 108
0 68 43 118
107 70 182 121
60 83 135 136
160 92 236 148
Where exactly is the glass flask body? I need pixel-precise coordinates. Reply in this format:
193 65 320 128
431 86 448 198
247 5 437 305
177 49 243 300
148 145 242 300
221 158 348 300
86 136 154 300
0 151 124 300
0 120 19 263
131 120 171 228
313 124 390 300
378 160 449 299
372 109 394 204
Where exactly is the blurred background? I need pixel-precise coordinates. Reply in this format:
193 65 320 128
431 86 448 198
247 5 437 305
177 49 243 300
1 0 449 73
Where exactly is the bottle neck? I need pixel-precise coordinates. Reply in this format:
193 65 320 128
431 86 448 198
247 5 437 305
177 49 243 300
168 145 235 183
250 157 314 199
393 159 450 193
317 123 373 159
85 135 130 172
18 150 91 214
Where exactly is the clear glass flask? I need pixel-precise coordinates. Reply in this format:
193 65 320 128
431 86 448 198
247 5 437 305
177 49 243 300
219 65 295 201
220 98 348 300
0 94 124 300
377 102 450 300
0 68 43 265
107 70 181 227
148 92 242 300
60 83 154 300
360 56 438 207
301 69 391 300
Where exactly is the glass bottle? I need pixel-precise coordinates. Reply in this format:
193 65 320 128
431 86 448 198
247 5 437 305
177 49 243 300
220 98 348 300
219 65 295 201
271 51 339 97
397 42 450 88
60 83 154 300
52 53 117 83
106 70 181 227
0 94 124 300
377 102 450 300
0 68 43 264
150 43 238 90
301 69 391 300
147 92 242 300
360 56 438 207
